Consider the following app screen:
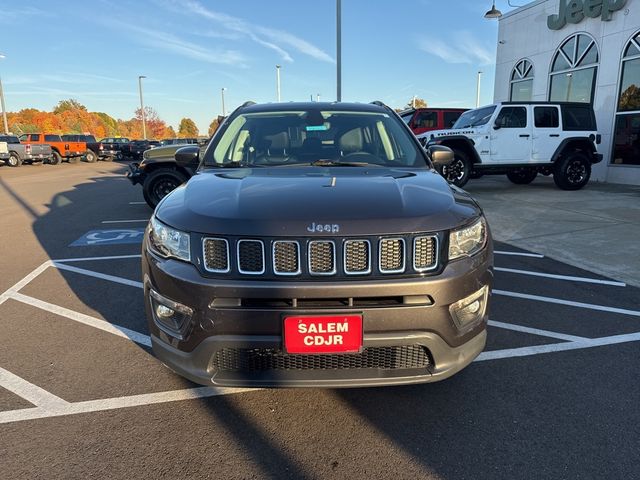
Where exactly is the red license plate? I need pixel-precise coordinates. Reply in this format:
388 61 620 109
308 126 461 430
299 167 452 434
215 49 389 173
283 315 363 354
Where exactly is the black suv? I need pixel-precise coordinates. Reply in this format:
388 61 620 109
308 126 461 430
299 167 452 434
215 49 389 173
142 101 493 388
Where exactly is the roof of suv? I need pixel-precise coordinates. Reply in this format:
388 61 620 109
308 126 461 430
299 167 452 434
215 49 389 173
238 101 390 114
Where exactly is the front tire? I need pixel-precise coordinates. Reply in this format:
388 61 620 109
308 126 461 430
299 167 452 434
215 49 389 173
507 168 537 185
441 150 471 188
553 152 591 190
7 153 22 167
142 169 188 208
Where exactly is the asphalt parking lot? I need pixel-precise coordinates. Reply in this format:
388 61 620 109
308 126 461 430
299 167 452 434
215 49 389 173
1 162 640 479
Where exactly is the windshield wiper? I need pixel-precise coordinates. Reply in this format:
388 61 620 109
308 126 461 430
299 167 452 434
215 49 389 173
309 159 380 167
207 161 262 168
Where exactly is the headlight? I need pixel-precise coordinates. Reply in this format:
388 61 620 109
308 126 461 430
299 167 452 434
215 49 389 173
148 216 191 262
449 217 487 260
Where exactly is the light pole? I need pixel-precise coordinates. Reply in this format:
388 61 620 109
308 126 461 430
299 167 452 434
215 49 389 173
221 87 227 116
336 0 342 102
138 75 147 140
0 53 8 135
276 65 281 102
476 71 482 108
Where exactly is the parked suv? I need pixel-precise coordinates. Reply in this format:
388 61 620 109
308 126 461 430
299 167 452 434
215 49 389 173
100 137 131 160
142 101 493 388
400 108 468 136
419 102 602 190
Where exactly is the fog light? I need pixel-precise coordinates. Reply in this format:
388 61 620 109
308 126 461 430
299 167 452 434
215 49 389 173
449 286 488 332
149 289 193 338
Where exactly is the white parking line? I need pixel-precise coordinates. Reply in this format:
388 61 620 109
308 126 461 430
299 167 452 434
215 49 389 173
494 250 544 258
0 386 254 425
476 330 640 361
54 262 143 289
495 267 626 287
0 366 69 410
101 219 149 224
494 289 640 317
487 320 588 342
0 261 53 306
10 292 151 347
54 254 142 263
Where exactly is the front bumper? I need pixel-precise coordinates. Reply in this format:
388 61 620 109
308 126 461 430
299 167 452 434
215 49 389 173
0 153 9 161
143 241 493 388
127 163 144 185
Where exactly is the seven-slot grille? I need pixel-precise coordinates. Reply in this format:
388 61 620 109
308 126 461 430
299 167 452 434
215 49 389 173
202 235 439 277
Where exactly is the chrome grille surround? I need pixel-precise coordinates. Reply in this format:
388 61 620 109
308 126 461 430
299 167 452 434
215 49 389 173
413 235 439 272
272 241 301 276
237 240 265 275
343 240 371 275
308 240 336 276
202 237 230 273
379 238 406 274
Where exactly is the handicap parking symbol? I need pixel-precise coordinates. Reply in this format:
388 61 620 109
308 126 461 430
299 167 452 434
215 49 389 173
70 228 146 246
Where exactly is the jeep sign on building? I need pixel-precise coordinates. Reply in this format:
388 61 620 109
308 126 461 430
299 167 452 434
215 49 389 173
493 0 640 185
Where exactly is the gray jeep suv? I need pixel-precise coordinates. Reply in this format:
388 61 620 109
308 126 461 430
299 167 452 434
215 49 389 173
142 101 493 388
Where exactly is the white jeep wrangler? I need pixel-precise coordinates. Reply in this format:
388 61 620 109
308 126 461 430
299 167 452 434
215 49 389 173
418 102 603 190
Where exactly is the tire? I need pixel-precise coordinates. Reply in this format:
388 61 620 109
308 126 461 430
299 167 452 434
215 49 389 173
49 151 62 165
84 150 97 163
507 168 537 185
7 153 22 167
553 152 591 191
441 150 471 188
142 169 188 208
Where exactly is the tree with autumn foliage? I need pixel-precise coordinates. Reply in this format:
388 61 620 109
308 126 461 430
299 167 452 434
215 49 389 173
6 99 177 140
178 118 199 137
208 116 225 136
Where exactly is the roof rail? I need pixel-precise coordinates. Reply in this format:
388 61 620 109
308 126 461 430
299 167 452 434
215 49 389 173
239 101 256 108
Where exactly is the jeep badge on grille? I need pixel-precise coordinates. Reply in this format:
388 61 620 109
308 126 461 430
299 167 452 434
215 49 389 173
307 222 340 233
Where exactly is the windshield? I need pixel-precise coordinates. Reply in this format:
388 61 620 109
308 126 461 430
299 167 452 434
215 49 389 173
452 105 496 129
205 109 425 168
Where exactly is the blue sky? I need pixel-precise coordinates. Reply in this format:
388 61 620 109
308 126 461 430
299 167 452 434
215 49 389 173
0 0 517 134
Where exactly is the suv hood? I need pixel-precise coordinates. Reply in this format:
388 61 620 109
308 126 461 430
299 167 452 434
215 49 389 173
156 168 482 236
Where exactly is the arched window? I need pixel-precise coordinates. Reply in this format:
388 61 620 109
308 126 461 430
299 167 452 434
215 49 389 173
510 59 534 101
549 33 598 103
612 31 640 166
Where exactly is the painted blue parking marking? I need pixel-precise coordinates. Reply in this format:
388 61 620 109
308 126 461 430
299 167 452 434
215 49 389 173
70 228 145 246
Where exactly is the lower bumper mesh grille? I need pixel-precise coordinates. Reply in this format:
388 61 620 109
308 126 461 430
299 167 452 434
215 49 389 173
212 346 432 372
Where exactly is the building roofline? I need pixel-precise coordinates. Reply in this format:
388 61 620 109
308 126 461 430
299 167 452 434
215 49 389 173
499 0 547 21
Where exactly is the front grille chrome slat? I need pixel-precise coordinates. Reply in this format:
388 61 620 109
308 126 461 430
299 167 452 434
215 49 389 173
203 234 440 277
237 240 265 275
414 235 439 272
308 241 336 276
203 238 230 273
273 241 301 276
379 238 406 274
344 240 371 275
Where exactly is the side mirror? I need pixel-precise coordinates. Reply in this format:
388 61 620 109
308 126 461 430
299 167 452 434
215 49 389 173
493 121 502 130
428 145 454 167
175 145 199 166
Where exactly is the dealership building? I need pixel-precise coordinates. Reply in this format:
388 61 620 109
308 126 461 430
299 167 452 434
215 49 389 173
493 0 640 184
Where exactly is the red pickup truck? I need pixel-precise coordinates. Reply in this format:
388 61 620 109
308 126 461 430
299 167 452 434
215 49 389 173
19 133 87 165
